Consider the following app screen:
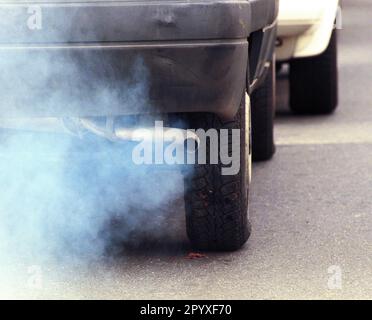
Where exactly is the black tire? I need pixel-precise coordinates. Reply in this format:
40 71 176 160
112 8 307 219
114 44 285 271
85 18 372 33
289 30 338 114
251 57 276 162
184 93 251 251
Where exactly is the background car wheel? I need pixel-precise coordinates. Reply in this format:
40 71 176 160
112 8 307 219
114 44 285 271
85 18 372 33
184 93 251 251
289 30 338 114
251 56 276 162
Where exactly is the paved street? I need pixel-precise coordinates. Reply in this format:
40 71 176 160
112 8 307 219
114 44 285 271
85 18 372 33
1 0 371 300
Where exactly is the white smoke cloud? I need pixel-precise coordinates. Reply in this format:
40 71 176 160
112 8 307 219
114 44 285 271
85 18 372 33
0 3 189 296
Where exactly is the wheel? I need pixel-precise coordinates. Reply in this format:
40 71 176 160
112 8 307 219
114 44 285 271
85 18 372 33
184 93 252 251
251 56 276 162
289 30 338 114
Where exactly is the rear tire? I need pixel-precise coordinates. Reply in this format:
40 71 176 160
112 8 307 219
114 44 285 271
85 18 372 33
289 30 338 114
251 57 276 162
184 93 251 251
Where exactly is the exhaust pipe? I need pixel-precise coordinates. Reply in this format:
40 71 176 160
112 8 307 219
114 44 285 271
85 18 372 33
0 117 200 150
81 118 198 143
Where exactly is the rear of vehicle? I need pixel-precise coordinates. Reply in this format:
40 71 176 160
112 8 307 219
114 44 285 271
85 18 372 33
276 0 340 114
0 0 278 251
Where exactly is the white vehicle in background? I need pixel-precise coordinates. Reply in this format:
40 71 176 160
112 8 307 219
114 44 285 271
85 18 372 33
276 0 340 114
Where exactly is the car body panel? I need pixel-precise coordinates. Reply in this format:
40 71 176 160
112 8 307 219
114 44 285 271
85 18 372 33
0 40 248 119
0 0 278 119
276 0 339 61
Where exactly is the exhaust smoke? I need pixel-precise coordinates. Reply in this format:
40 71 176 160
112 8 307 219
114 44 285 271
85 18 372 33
0 4 189 295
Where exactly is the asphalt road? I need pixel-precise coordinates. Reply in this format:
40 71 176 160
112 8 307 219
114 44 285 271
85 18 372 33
1 0 371 299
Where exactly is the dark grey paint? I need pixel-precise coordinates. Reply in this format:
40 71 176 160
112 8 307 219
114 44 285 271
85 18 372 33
0 0 277 118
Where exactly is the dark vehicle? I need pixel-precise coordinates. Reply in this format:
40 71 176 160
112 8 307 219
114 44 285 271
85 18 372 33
0 0 278 251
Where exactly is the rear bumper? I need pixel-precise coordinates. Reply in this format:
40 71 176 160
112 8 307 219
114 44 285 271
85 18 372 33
277 0 325 38
0 40 248 118
276 0 339 60
0 0 277 119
